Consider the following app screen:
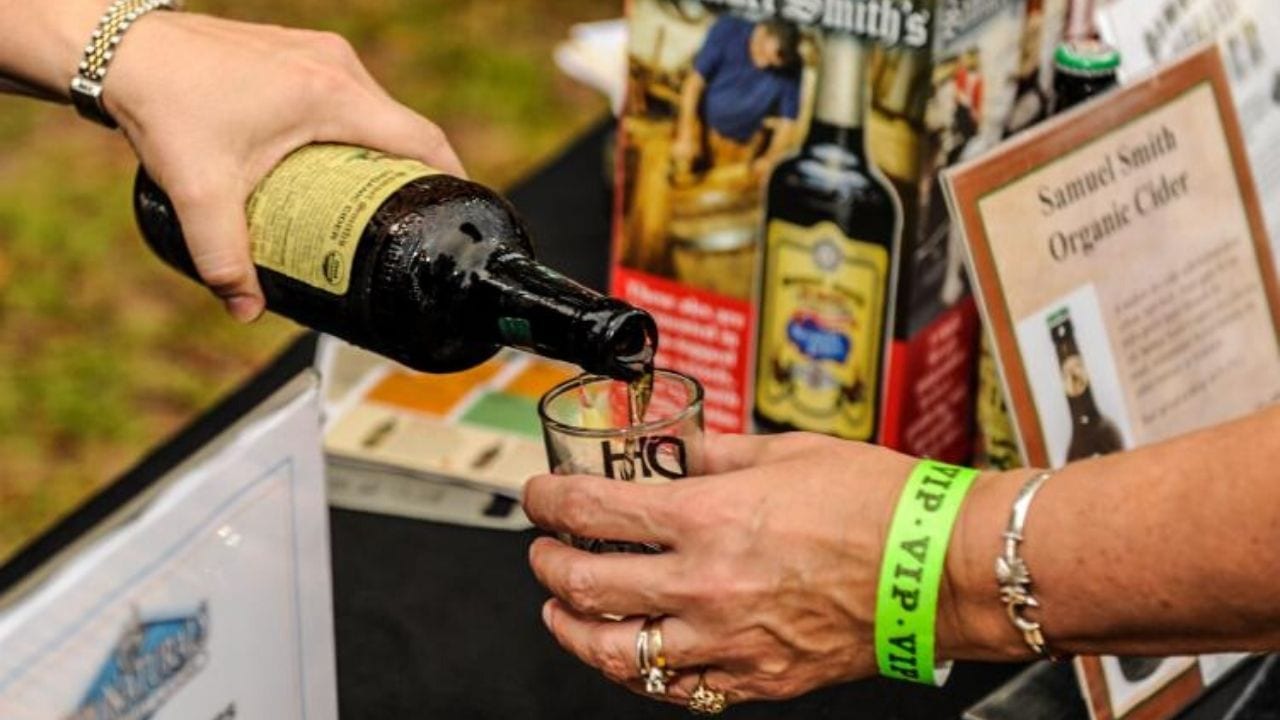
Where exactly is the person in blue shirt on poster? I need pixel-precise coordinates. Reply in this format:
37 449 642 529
671 15 803 182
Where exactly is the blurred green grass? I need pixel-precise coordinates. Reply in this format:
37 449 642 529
0 0 612 560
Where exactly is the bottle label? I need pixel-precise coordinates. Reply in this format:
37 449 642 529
1059 354 1090 397
755 219 889 440
246 144 438 294
974 333 1022 470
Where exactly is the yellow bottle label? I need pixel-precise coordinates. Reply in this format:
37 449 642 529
246 144 438 294
974 332 1022 470
755 219 889 440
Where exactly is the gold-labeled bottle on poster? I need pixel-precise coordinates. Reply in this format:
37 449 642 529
754 34 901 440
973 332 1023 469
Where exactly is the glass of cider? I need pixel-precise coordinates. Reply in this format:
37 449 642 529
537 370 704 554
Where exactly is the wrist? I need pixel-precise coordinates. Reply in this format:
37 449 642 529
937 469 1042 663
95 8 184 131
874 460 980 684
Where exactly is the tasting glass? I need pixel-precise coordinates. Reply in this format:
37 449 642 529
538 370 704 553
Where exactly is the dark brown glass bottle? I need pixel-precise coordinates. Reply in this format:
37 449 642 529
754 34 901 441
1049 308 1123 460
134 145 655 381
1051 39 1120 115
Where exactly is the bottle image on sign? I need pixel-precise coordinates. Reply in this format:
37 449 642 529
754 34 901 441
1048 307 1124 461
134 144 656 382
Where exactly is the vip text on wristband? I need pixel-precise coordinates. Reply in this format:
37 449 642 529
875 460 979 684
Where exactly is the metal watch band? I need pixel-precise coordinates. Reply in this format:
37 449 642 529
70 0 180 129
994 471 1059 659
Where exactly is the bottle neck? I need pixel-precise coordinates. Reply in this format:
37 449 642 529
1067 386 1103 423
475 253 656 381
879 49 924 120
805 123 867 157
812 34 868 138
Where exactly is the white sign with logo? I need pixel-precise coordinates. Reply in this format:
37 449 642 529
0 374 337 720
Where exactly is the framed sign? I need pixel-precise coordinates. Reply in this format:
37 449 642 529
943 46 1277 719
945 45 1280 469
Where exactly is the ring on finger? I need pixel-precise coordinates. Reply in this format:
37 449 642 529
636 617 676 695
688 669 728 715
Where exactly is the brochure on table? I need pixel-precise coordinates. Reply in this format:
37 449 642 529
316 336 574 529
0 373 337 720
943 46 1279 720
321 343 572 500
1096 0 1280 267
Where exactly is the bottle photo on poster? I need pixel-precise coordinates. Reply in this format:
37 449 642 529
1015 284 1134 468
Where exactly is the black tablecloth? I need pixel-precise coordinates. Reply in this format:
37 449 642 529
3 120 1265 720
331 510 1031 720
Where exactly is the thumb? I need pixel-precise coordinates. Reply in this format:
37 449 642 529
323 92 467 178
170 187 265 323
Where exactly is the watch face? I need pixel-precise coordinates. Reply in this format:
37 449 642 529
70 75 103 98
70 76 117 128
1061 355 1090 397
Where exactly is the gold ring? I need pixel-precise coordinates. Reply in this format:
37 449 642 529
688 669 727 715
636 617 675 695
650 618 670 674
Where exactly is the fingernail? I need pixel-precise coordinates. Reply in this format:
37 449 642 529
227 296 263 323
541 601 553 627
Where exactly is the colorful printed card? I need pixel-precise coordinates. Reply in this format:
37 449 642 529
324 350 578 498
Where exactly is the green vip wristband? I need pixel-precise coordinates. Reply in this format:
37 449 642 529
875 460 979 684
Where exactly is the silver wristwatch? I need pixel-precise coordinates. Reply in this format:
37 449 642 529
69 0 181 129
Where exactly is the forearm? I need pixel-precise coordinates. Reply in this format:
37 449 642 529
675 73 704 141
0 76 61 100
762 119 794 160
942 404 1280 661
0 0 112 100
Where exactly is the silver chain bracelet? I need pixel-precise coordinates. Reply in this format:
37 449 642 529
994 470 1057 658
69 0 181 129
